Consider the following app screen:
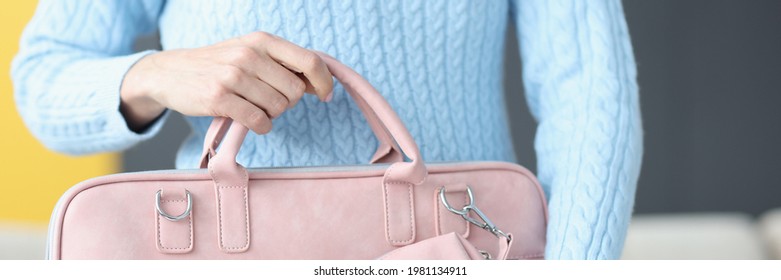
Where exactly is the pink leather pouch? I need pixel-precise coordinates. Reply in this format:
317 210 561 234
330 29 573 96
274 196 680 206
377 232 513 260
47 54 547 260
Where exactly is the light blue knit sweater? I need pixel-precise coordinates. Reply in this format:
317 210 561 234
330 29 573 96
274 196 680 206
12 0 642 259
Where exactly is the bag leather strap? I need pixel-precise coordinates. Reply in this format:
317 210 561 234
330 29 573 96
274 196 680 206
198 68 404 168
203 53 428 248
208 117 251 253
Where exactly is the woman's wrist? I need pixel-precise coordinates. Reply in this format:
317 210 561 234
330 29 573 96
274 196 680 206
120 53 167 133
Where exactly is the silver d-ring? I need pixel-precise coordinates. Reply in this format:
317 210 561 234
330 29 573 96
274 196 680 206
439 186 473 216
155 189 192 222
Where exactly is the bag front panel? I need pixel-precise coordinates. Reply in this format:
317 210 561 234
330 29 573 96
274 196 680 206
55 162 546 259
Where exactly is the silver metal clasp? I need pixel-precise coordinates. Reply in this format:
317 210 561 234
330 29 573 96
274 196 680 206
155 189 192 222
439 185 511 241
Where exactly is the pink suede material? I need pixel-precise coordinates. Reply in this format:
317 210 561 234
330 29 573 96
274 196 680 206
155 189 193 254
198 117 231 169
197 67 405 168
49 55 546 260
197 55 431 246
214 186 249 252
434 185 470 238
320 53 429 245
382 181 416 245
208 124 251 253
378 232 485 260
318 53 427 183
51 162 545 259
201 53 426 184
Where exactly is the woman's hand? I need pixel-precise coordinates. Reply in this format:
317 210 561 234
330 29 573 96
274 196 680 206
119 31 334 134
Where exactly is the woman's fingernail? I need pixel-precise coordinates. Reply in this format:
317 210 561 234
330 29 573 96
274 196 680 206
325 91 334 102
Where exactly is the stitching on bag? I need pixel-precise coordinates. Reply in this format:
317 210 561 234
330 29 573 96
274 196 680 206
216 185 224 250
386 181 414 244
383 181 414 244
217 185 250 251
435 190 445 235
460 190 471 236
434 189 441 235
156 201 193 251
241 185 249 250
209 160 250 252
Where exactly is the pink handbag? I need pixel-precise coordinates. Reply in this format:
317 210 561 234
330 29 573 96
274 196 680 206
47 54 548 260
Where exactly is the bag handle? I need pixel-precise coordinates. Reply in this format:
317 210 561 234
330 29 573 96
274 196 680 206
198 63 404 168
205 52 427 247
203 53 427 184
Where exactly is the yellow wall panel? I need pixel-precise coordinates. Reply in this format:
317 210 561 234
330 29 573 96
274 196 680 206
0 1 119 223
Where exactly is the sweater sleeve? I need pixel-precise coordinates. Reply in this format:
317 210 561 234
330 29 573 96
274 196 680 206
11 0 168 155
510 0 644 259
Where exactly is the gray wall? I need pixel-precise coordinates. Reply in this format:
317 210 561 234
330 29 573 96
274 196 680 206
623 0 781 215
125 0 781 216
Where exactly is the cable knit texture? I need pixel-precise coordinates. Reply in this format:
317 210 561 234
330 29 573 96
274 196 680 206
12 0 642 259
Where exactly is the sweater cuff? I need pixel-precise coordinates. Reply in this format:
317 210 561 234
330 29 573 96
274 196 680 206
93 50 169 143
